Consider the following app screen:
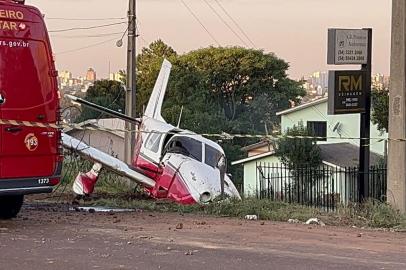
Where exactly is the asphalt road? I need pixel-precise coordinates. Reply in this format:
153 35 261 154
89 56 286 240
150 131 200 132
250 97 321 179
0 202 405 270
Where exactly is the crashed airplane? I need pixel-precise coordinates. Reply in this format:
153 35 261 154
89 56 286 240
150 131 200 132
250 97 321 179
63 59 241 204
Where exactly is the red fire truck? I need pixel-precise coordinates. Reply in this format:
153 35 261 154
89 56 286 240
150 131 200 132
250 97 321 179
0 0 63 219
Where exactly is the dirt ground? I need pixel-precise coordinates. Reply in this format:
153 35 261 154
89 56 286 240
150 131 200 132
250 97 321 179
0 200 406 270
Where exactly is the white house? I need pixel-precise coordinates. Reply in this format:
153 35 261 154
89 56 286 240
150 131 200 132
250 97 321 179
276 97 387 155
232 97 387 199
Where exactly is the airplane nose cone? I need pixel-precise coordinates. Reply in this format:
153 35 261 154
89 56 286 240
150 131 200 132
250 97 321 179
177 160 241 203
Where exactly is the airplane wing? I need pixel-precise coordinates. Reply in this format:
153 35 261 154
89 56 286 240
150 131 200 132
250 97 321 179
62 133 156 188
144 59 172 122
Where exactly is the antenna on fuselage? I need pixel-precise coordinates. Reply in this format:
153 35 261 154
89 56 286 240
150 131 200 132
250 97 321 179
177 106 184 128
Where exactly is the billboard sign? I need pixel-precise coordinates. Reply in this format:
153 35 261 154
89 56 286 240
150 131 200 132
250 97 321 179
327 29 369 65
328 70 368 115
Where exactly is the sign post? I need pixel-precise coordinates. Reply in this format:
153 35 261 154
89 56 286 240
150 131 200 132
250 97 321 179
328 28 372 202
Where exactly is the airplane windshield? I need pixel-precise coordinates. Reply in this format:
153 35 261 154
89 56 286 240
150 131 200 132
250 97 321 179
165 136 202 162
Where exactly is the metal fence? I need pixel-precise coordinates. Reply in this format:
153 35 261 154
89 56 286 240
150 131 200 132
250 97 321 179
256 162 387 211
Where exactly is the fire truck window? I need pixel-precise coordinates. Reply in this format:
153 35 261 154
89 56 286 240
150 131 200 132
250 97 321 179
0 40 54 112
144 132 162 153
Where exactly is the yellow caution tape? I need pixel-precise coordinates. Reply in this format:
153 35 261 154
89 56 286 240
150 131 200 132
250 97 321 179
0 118 397 142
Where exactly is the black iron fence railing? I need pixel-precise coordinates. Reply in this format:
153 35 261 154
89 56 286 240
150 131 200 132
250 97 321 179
255 162 387 212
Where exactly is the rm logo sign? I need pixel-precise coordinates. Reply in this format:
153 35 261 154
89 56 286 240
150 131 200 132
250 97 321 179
338 75 363 92
328 70 367 115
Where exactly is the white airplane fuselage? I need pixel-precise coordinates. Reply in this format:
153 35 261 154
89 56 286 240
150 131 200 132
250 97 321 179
68 59 241 204
133 117 241 204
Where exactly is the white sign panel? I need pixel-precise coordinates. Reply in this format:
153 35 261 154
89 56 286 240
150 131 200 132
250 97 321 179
328 29 369 65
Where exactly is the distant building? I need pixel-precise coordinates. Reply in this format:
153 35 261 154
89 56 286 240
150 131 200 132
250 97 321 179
58 69 93 94
302 71 328 98
86 68 97 82
59 70 72 81
372 73 389 90
109 72 124 83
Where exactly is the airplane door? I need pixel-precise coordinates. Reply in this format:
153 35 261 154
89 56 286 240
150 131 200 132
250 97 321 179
137 132 163 177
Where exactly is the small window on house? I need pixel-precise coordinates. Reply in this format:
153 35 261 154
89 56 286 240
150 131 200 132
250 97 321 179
307 121 327 141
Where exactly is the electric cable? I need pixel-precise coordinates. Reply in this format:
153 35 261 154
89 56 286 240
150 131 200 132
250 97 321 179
46 17 126 21
51 32 124 39
55 37 119 55
213 0 256 48
179 0 221 46
202 0 249 47
49 22 126 33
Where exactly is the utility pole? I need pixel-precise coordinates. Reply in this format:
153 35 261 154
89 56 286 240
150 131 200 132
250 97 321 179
124 0 137 164
388 0 406 213
359 29 372 202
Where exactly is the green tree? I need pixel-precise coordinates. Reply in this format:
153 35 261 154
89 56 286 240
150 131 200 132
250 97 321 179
275 122 322 169
77 80 125 122
136 39 178 116
371 88 389 133
96 40 305 185
179 47 305 129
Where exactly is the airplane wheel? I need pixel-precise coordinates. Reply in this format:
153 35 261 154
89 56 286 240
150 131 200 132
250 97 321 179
0 195 24 219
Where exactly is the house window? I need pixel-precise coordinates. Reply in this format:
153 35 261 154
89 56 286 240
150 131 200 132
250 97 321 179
307 121 327 141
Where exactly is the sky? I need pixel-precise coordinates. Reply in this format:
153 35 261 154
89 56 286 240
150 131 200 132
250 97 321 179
26 0 392 79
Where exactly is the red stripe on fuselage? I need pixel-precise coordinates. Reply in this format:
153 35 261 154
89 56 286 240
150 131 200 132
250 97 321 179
141 159 196 205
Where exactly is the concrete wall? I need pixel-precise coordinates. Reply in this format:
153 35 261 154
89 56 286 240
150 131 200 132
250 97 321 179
281 101 388 155
67 130 125 161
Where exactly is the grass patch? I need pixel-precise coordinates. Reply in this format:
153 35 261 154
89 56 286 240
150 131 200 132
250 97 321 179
59 153 406 230
60 155 136 195
77 195 406 230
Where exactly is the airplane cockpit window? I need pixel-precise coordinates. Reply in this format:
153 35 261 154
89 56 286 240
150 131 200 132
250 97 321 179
165 136 202 162
145 132 162 153
205 144 223 168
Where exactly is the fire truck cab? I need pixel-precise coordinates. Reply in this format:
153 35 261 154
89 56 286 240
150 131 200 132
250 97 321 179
0 0 62 219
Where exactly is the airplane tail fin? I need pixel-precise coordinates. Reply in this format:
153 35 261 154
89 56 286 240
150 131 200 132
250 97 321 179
144 59 172 122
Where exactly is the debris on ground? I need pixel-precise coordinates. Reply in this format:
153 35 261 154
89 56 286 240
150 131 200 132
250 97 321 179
288 219 300 224
195 221 207 225
305 218 326 226
244 215 258 220
69 206 135 213
176 223 184 230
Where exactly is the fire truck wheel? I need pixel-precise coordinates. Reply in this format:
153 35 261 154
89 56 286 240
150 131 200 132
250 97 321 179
0 195 24 219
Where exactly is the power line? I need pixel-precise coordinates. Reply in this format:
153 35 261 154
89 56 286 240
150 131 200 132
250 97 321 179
51 32 124 38
55 37 118 55
135 19 148 46
179 0 221 46
46 17 126 21
49 22 126 33
213 0 256 48
202 0 249 47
